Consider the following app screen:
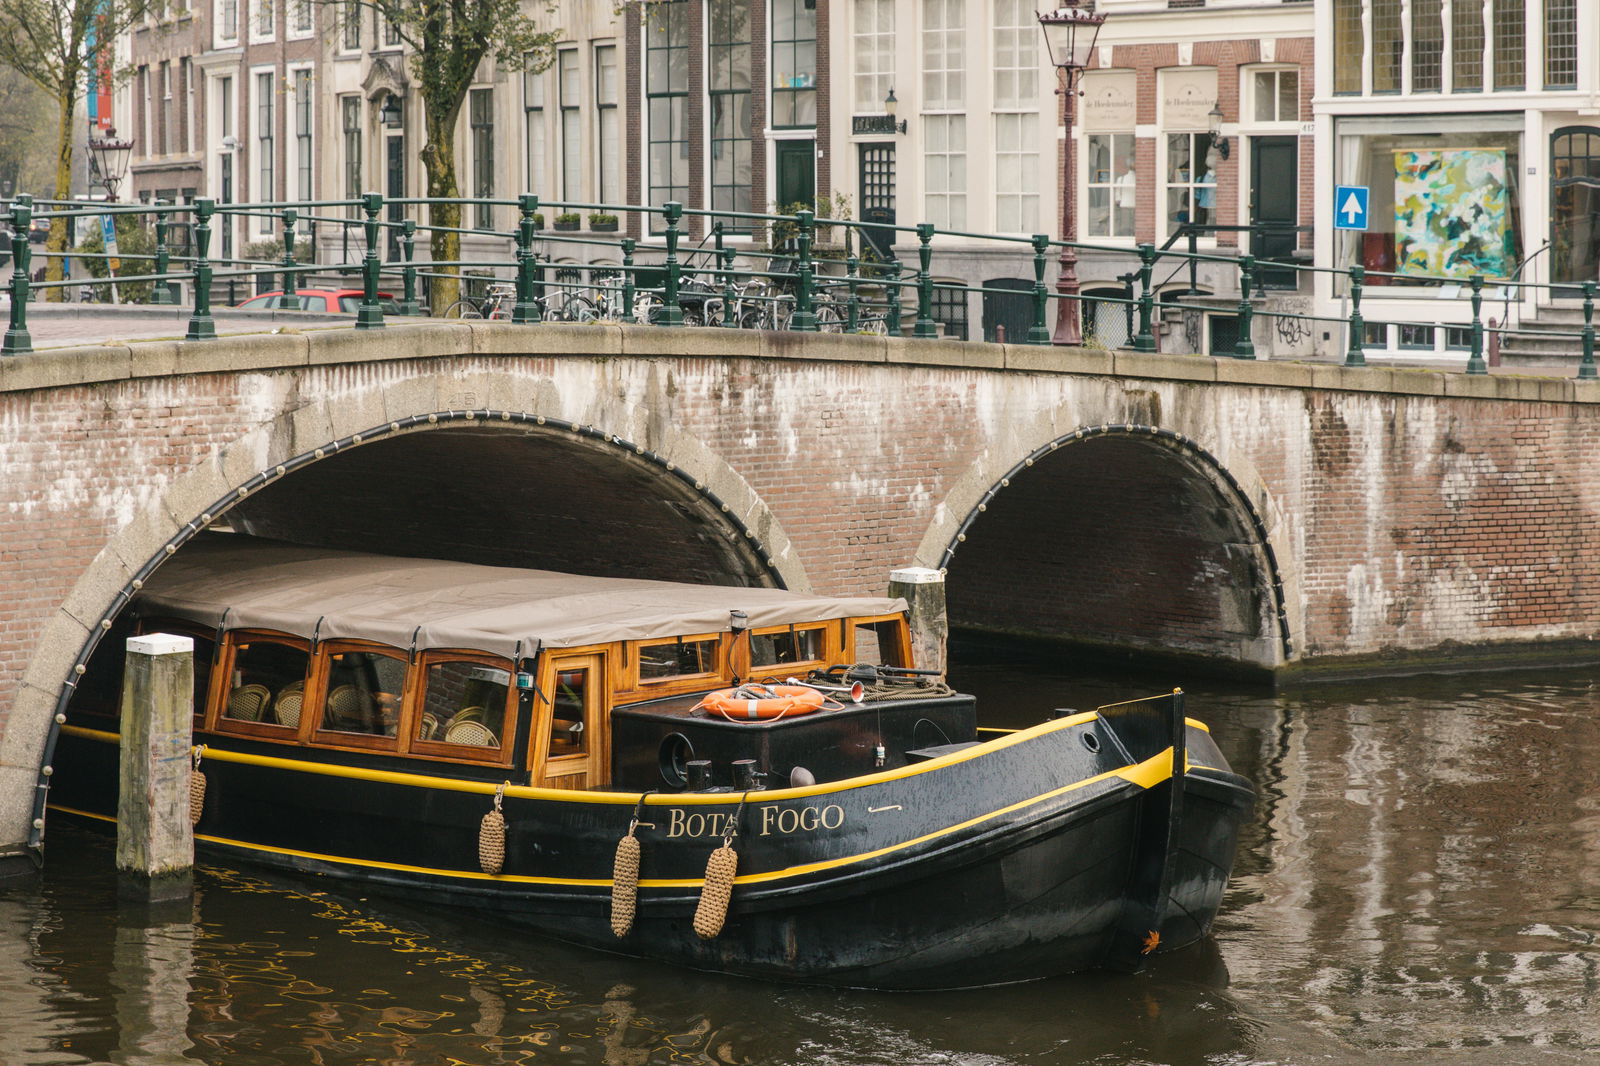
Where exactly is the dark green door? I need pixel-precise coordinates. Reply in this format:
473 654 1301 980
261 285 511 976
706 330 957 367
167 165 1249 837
1249 136 1298 289
775 141 815 212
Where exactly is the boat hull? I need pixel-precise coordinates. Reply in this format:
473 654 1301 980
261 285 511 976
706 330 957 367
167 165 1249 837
51 706 1253 990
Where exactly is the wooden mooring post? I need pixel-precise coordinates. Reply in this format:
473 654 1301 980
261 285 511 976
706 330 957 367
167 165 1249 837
115 633 195 902
889 567 948 676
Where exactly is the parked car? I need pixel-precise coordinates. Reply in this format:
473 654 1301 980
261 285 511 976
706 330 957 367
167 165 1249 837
235 288 401 315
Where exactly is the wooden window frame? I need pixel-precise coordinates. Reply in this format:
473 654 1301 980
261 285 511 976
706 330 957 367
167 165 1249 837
848 614 914 669
743 622 833 680
307 639 410 755
629 632 725 693
211 629 310 741
532 649 609 789
408 649 520 767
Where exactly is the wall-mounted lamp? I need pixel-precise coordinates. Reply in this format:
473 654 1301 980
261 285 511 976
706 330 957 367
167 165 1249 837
884 88 908 135
380 92 404 130
1207 102 1230 160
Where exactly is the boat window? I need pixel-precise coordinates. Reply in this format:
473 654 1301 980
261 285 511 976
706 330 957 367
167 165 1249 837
851 618 910 668
638 637 719 682
320 649 407 737
418 660 508 749
749 625 825 670
227 638 309 729
550 667 590 757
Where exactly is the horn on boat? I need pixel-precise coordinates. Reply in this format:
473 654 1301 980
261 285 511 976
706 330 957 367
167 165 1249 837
785 678 866 702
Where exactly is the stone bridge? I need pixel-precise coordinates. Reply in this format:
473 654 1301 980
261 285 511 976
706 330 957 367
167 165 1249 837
4 322 1600 863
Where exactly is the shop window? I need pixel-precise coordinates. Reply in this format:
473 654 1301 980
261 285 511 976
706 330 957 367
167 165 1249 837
750 626 825 670
1086 133 1135 239
1165 132 1219 230
418 659 509 749
638 637 720 682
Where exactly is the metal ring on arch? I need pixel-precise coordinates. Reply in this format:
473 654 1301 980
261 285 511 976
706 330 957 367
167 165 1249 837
936 422 1293 661
26 409 782 855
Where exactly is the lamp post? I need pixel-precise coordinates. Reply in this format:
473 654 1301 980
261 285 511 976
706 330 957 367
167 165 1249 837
1037 3 1105 346
87 126 135 202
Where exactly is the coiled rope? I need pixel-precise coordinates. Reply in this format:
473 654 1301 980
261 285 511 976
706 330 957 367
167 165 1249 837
692 794 750 940
189 745 207 826
610 792 655 938
478 782 508 875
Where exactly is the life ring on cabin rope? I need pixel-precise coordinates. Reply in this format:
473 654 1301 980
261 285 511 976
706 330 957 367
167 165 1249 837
700 684 827 722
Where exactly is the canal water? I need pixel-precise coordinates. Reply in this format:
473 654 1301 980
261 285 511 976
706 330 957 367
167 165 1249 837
4 648 1599 1065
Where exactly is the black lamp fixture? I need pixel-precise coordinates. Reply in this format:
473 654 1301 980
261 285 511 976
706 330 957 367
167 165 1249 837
1207 102 1230 160
87 126 136 202
379 92 404 129
884 88 908 134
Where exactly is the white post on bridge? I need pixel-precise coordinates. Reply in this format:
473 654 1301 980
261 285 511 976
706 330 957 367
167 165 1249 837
115 633 195 902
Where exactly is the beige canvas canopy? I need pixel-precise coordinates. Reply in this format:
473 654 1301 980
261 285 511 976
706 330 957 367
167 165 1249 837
135 534 908 660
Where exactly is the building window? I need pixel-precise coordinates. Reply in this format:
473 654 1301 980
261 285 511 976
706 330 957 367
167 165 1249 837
342 2 360 50
853 0 894 114
1165 132 1218 230
292 0 311 34
1452 0 1485 91
645 0 690 223
524 64 546 198
1333 0 1362 94
383 13 400 46
992 0 1038 233
1545 0 1577 90
1411 0 1443 93
924 115 966 230
1086 133 1135 239
558 50 580 203
930 284 968 340
708 0 751 225
595 44 619 206
295 70 312 204
159 62 172 155
1492 0 1524 91
341 95 361 217
771 0 816 128
470 87 494 229
218 0 237 41
1252 69 1298 123
1371 0 1401 94
180 58 193 153
256 0 273 37
256 71 274 218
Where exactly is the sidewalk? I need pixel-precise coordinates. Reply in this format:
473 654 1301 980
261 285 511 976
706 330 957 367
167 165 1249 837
0 298 355 349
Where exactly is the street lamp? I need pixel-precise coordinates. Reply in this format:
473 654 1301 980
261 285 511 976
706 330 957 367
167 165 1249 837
87 126 135 202
1037 3 1105 346
380 93 404 130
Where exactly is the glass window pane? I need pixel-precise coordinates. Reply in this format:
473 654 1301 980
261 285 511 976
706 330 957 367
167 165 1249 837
639 638 719 681
750 628 824 669
227 639 307 726
321 649 406 737
419 661 508 748
550 667 589 756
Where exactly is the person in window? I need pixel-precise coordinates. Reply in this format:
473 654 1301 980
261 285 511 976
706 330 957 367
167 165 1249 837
1114 157 1136 235
1195 149 1218 226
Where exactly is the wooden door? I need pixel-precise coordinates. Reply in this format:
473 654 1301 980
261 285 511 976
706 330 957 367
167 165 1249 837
534 653 605 790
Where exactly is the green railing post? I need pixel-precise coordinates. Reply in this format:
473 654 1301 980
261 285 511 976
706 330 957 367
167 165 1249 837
1134 243 1157 352
151 200 176 305
513 194 540 324
1028 234 1051 345
1344 265 1366 367
279 208 299 309
1580 282 1596 381
913 223 936 338
717 223 738 328
885 259 903 336
1466 274 1486 374
620 237 637 323
791 209 817 331
659 201 684 326
186 198 217 341
356 191 385 330
846 254 861 332
1234 254 1256 359
399 219 421 315
3 198 32 355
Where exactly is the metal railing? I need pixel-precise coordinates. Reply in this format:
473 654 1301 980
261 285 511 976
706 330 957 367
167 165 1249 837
2 191 1596 381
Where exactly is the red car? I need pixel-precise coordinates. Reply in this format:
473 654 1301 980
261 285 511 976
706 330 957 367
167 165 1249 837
236 288 401 314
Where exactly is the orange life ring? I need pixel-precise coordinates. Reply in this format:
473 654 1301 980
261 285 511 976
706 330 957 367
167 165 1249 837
701 685 826 721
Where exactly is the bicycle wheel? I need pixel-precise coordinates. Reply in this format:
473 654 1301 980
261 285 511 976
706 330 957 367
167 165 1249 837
857 315 890 335
633 293 661 324
440 300 484 320
560 294 600 322
814 301 843 334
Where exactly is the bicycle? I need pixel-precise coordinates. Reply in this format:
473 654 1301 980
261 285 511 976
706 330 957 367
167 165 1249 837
440 279 598 322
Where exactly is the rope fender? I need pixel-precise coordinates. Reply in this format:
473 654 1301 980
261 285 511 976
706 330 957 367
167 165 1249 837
478 782 508 875
692 793 750 940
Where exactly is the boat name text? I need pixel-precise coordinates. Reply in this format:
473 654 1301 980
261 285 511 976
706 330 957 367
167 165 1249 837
664 804 846 838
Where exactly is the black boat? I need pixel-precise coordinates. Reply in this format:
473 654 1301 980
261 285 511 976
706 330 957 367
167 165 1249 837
51 534 1254 990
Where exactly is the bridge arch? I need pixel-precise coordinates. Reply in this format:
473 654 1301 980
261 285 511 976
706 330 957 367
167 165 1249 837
17 402 801 854
926 423 1291 676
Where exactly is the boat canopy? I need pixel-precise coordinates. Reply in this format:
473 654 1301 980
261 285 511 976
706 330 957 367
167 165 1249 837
134 534 908 659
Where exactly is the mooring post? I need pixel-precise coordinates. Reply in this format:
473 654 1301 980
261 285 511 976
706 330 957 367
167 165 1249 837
888 567 948 676
115 633 195 902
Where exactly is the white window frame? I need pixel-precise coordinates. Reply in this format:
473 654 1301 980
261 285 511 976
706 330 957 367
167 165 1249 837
557 47 581 203
524 62 547 198
1245 66 1300 130
249 0 276 44
992 0 1039 234
252 66 276 231
921 0 966 230
853 0 894 114
215 0 239 46
289 0 313 39
286 64 313 208
1084 131 1137 241
595 42 619 206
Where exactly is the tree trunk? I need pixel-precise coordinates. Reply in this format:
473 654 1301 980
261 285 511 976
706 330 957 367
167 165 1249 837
44 82 76 302
421 107 461 314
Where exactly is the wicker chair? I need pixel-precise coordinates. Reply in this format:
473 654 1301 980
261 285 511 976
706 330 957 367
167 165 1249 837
325 684 366 731
443 707 496 747
225 683 271 722
273 681 304 728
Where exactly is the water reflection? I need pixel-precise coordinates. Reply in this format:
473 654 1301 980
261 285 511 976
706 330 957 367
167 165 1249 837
4 661 1600 1063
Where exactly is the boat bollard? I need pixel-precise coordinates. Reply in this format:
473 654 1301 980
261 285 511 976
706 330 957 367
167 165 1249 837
116 633 195 903
889 566 947 676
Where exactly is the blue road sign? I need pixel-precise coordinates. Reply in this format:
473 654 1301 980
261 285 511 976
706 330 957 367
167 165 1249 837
1334 185 1370 231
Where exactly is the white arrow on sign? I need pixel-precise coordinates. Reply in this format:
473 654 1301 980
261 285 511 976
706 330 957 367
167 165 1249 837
1340 191 1364 225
